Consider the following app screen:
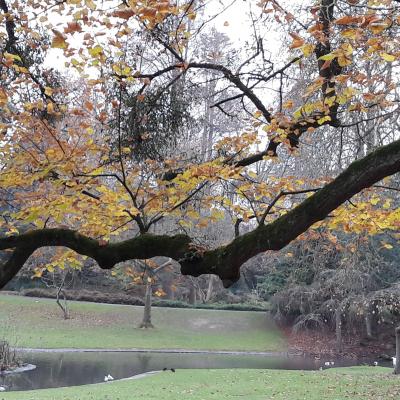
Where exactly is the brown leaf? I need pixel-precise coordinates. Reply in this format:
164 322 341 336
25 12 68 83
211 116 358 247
64 22 82 34
112 9 135 20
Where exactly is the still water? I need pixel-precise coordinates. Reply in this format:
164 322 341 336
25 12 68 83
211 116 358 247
0 351 391 392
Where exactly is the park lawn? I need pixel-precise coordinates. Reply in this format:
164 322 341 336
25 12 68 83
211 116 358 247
1 367 397 400
0 294 285 351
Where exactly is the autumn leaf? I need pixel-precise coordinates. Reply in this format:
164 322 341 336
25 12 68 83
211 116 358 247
0 88 8 106
112 9 135 20
380 53 396 62
89 45 103 57
300 43 315 57
44 87 54 96
334 16 360 25
64 21 82 34
51 29 68 49
289 32 304 49
85 0 96 11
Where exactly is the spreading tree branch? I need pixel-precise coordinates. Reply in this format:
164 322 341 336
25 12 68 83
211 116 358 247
1 139 399 289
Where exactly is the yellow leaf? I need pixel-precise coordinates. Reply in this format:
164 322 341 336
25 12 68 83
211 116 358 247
4 52 22 62
47 102 55 114
380 53 396 62
45 87 53 96
317 115 331 125
337 54 352 67
85 0 96 10
370 197 380 205
89 45 103 57
300 43 314 57
319 53 336 61
32 268 43 278
283 100 294 109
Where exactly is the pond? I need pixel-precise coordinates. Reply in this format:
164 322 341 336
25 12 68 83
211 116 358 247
0 351 392 392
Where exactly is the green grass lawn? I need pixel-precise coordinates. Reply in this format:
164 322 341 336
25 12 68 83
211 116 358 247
0 294 285 351
1 367 397 400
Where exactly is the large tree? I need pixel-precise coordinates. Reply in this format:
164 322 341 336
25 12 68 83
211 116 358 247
0 0 399 289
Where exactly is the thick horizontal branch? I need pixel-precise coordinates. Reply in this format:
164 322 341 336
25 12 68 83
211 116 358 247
182 138 400 286
1 139 400 289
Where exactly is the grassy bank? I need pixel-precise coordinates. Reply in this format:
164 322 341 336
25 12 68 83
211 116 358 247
1 367 396 400
0 294 285 351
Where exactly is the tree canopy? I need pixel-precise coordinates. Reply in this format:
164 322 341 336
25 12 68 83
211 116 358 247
0 0 399 289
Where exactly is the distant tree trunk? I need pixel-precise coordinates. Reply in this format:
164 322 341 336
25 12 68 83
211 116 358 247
165 282 175 300
189 283 196 305
56 274 69 320
205 275 215 303
56 286 69 320
335 306 343 352
394 326 400 374
365 313 373 338
139 282 154 328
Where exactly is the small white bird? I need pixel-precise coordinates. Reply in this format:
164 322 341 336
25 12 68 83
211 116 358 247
324 362 330 366
373 361 378 366
0 387 5 392
330 361 335 366
393 357 397 367
104 376 109 382
107 374 114 381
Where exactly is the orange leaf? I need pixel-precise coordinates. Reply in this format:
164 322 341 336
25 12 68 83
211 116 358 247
64 21 82 34
112 9 135 20
334 16 360 25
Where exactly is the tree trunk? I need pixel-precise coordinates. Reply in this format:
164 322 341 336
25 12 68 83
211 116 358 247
56 281 69 320
335 307 343 352
189 283 196 305
205 275 215 303
365 312 374 339
139 282 154 328
394 326 400 374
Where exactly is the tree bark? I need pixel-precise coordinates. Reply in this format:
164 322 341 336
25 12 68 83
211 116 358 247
395 326 400 374
365 312 373 339
56 287 69 320
188 282 196 305
205 275 215 303
55 274 69 320
139 282 154 329
335 306 343 353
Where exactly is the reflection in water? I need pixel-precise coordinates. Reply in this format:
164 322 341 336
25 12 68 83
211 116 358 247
0 351 391 392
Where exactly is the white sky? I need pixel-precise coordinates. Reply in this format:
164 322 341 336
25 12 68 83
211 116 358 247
44 0 288 71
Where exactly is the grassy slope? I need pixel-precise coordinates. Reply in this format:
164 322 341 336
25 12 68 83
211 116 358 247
1 367 397 400
0 294 285 351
